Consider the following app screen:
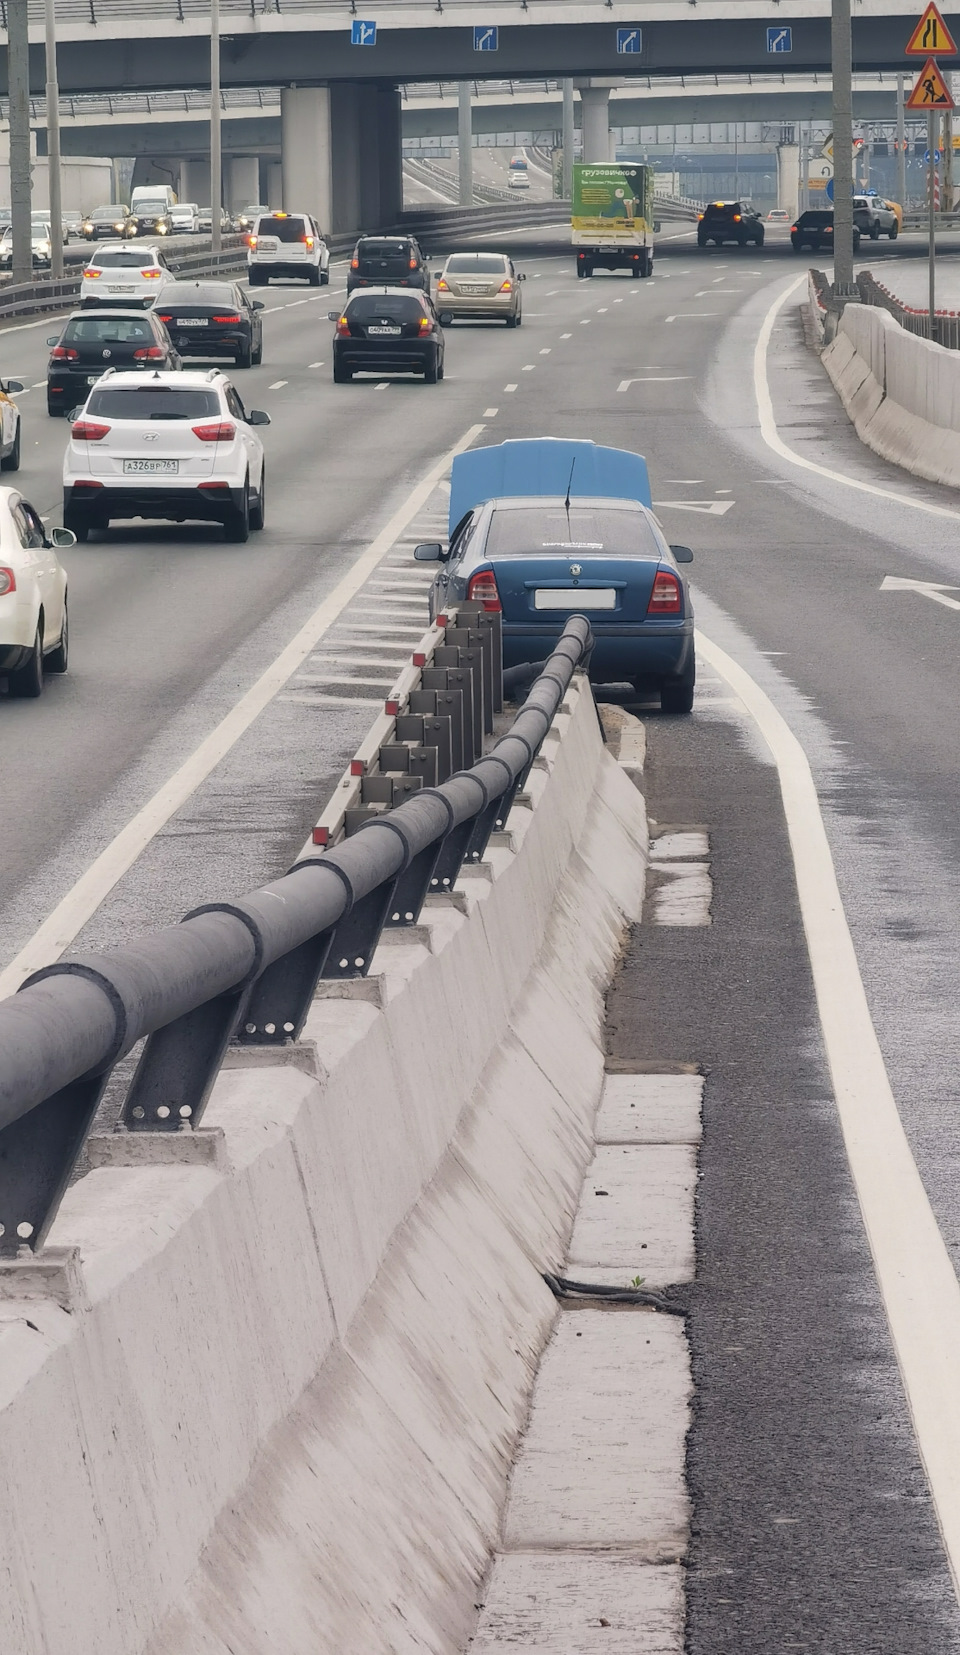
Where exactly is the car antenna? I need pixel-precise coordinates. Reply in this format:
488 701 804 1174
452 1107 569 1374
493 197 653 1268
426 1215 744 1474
563 455 576 539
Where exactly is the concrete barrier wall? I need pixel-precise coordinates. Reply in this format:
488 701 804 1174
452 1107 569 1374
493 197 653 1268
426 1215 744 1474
821 300 960 486
0 676 649 1655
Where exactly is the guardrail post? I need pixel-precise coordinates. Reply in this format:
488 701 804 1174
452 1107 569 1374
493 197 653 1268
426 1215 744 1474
121 984 248 1130
0 1071 109 1255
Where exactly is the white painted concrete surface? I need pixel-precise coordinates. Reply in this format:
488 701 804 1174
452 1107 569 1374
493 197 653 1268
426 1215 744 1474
0 674 651 1655
472 1555 685 1654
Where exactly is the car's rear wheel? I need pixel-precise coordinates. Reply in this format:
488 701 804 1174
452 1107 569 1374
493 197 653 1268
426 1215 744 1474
0 420 20 472
250 466 266 531
660 663 695 715
47 601 68 674
63 509 89 542
505 312 517 327
321 267 330 285
224 483 250 543
10 623 43 698
424 356 439 384
308 267 321 286
235 339 252 369
252 336 263 366
333 362 352 383
889 222 899 240
248 270 265 287
870 221 880 240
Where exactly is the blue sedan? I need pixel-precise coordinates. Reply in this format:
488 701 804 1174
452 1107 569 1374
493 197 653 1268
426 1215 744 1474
415 437 696 713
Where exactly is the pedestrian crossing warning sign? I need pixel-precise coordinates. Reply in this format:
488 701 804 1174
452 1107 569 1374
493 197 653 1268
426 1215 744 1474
905 3 958 56
906 56 956 106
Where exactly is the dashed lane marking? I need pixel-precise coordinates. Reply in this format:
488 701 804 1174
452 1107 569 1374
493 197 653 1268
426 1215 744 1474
653 498 735 515
560 333 572 339
522 364 535 372
268 379 288 389
618 377 692 390
539 348 551 355
665 314 719 322
375 382 389 391
505 382 518 392
484 406 499 416
308 360 324 368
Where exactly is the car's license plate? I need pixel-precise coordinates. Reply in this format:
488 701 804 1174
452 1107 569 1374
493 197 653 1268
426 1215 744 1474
534 588 617 611
459 285 489 293
108 285 135 293
368 325 401 335
122 459 179 474
178 318 208 326
257 238 278 252
87 375 101 385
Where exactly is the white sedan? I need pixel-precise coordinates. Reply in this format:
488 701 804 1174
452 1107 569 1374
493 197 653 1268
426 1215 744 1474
0 487 75 698
80 242 173 308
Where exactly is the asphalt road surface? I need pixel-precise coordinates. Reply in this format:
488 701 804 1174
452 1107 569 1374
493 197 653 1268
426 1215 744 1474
5 216 960 1648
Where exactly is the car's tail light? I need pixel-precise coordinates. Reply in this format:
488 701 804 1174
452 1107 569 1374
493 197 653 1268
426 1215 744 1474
303 236 314 249
247 234 257 249
212 314 242 324
50 345 78 360
156 312 173 322
436 277 449 291
647 570 682 615
825 225 834 234
133 345 165 359
418 316 433 332
336 315 350 336
71 419 110 440
0 566 16 596
192 422 236 442
733 213 742 223
351 255 359 268
84 268 101 278
409 256 418 269
499 279 513 292
466 569 501 612
790 224 798 233
141 268 162 279
697 212 704 221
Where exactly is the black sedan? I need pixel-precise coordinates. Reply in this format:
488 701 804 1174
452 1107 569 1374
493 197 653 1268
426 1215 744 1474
791 209 862 253
46 309 180 416
330 287 444 384
153 280 264 368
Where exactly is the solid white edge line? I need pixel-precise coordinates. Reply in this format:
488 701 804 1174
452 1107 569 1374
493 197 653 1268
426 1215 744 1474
755 272 960 522
0 420 487 1001
697 625 960 1597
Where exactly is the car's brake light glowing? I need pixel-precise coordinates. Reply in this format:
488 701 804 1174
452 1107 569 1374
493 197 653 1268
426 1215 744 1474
351 255 359 269
825 225 834 233
141 268 162 278
212 314 242 324
133 345 165 359
247 234 257 249
647 570 682 615
418 316 434 333
336 315 350 336
733 213 742 223
499 279 513 292
0 567 16 596
192 422 236 442
50 345 78 360
466 569 501 612
409 256 418 269
84 268 101 278
303 236 314 249
436 277 449 290
790 225 798 233
156 313 173 321
71 419 110 441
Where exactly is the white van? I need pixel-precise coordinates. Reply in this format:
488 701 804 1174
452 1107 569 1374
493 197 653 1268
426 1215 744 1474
131 185 177 214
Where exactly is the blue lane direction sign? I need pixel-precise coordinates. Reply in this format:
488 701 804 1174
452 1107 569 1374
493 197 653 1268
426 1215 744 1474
767 25 792 52
617 26 642 54
474 25 498 50
351 18 377 44
925 148 943 162
826 178 834 201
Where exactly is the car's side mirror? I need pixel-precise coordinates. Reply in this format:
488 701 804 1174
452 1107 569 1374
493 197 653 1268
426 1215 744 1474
413 542 444 562
252 300 265 311
670 544 694 564
519 272 527 281
49 526 77 548
327 310 341 322
653 219 662 233
46 335 59 345
3 379 24 393
67 407 83 422
247 409 270 426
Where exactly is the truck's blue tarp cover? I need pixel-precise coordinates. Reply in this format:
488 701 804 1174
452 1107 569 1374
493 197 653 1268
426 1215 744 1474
448 438 652 535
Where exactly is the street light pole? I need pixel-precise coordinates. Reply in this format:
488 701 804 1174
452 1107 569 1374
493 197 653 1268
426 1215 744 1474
831 0 856 293
897 74 907 206
44 0 63 279
210 0 222 255
8 0 32 288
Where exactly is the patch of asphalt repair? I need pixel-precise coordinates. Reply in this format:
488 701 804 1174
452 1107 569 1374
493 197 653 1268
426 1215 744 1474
603 702 960 1655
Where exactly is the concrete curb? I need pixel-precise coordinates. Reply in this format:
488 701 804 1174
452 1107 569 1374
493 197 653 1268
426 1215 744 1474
0 676 649 1655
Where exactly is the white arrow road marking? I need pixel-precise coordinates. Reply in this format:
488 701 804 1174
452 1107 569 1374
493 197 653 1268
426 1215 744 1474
695 289 742 298
665 313 719 322
618 377 692 390
653 499 735 515
880 576 960 611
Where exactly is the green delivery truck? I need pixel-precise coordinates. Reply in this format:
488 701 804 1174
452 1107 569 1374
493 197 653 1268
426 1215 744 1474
571 162 656 278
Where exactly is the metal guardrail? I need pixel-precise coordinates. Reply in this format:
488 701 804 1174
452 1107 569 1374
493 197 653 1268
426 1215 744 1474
0 612 592 1257
856 266 960 349
0 235 249 323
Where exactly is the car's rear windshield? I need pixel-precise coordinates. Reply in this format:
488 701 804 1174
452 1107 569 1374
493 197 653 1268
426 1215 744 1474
798 211 832 225
357 240 414 267
256 215 307 242
161 283 238 305
85 387 221 419
445 254 507 274
347 294 426 320
64 316 154 341
89 250 158 268
486 505 660 558
702 203 742 219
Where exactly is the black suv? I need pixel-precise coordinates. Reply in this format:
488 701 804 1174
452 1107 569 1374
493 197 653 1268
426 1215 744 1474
347 235 430 294
791 209 861 253
46 309 180 416
697 201 765 248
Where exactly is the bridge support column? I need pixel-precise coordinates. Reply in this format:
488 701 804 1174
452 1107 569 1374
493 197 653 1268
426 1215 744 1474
264 161 282 208
458 82 473 205
776 142 799 218
373 83 403 227
281 85 333 228
226 156 260 211
578 85 611 164
178 158 210 203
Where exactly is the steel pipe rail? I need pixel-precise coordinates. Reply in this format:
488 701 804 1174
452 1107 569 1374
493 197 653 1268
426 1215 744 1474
0 615 592 1255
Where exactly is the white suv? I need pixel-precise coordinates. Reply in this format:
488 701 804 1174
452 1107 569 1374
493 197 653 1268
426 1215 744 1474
62 369 270 543
248 211 330 286
80 242 173 308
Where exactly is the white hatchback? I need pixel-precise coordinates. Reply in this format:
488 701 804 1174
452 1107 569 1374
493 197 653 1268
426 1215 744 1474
80 242 173 308
0 486 74 698
62 369 270 542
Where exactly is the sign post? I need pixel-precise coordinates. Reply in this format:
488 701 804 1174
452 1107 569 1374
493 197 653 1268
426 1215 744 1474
905 4 958 340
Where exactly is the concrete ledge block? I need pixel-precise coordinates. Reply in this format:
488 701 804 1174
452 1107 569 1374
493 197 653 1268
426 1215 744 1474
596 1074 703 1145
0 1247 88 1312
87 1128 228 1171
472 1554 685 1653
568 1144 697 1286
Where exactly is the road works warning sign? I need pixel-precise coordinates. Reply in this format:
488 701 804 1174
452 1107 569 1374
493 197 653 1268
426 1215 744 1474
905 2 958 55
906 57 956 106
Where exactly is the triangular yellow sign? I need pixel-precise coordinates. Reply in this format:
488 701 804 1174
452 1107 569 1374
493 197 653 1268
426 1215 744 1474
906 56 957 106
905 3 958 56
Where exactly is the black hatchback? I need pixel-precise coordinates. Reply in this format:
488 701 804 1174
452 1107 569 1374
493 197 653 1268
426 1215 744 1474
347 235 430 294
791 209 862 253
697 201 764 248
46 308 180 416
154 279 265 368
331 288 445 383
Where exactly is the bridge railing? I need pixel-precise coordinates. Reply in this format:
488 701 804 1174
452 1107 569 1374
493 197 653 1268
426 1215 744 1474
0 612 593 1260
855 266 960 350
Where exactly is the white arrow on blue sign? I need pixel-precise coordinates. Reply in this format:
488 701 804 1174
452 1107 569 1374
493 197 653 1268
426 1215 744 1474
616 26 642 53
351 18 377 44
474 25 498 50
767 25 792 51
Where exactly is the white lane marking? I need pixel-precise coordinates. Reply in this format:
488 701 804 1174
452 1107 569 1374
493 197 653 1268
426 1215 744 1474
665 478 704 483
286 299 309 307
375 382 389 391
597 307 608 313
30 380 45 388
0 420 486 999
268 379 288 389
505 382 518 392
308 360 324 368
755 273 960 522
698 624 960 1596
618 377 691 390
539 348 551 355
579 319 591 325
695 289 742 298
653 499 735 515
560 332 572 339
546 289 560 295
880 575 960 610
665 313 719 322
522 364 535 372
483 406 499 416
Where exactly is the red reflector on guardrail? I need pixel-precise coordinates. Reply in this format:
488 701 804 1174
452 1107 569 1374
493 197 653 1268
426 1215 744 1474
385 699 400 715
413 652 426 667
350 759 365 776
312 826 329 846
